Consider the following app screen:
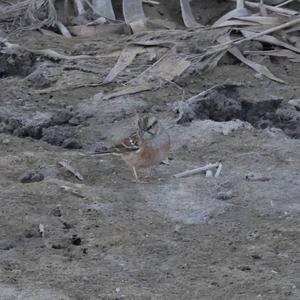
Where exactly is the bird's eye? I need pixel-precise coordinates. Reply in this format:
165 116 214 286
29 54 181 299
147 120 157 131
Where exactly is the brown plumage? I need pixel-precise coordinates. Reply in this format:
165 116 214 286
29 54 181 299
112 116 171 180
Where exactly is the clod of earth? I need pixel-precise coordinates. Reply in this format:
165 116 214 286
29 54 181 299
175 82 300 138
19 171 44 183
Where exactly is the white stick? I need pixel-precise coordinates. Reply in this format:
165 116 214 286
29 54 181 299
58 160 84 180
276 0 295 8
143 0 160 4
235 0 298 15
215 163 223 177
88 152 122 157
56 21 72 38
39 224 45 239
74 0 85 15
173 162 220 178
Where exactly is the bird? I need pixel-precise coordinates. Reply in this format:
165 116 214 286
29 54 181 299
105 116 171 181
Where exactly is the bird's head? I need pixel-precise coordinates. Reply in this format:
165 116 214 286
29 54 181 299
138 116 160 139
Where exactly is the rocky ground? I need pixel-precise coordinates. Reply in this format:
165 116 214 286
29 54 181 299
1 1 300 299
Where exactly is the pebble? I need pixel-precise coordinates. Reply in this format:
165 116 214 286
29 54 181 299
19 171 44 183
2 139 10 145
217 191 233 201
288 99 300 110
245 172 271 182
62 138 82 149
206 170 213 177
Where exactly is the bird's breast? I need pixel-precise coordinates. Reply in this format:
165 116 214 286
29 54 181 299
121 131 170 169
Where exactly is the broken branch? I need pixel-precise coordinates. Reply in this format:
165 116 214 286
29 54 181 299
173 162 221 178
58 160 84 181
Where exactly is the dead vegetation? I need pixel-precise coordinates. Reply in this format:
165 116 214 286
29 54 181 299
0 0 300 92
1 3 300 299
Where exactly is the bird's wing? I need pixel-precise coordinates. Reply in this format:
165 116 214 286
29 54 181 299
114 132 141 153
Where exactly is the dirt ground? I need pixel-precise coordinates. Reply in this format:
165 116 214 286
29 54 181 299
1 1 300 299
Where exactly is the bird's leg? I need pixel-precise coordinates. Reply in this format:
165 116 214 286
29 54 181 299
236 0 244 9
131 167 152 183
132 167 139 181
131 167 147 183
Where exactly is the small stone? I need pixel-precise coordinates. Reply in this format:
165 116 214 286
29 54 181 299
42 126 73 146
209 281 219 287
254 73 263 80
50 109 73 125
25 231 34 238
52 244 63 249
288 99 300 110
62 221 72 229
62 138 82 149
206 170 213 177
151 105 164 112
92 143 109 153
71 235 82 246
66 105 74 111
174 224 181 233
19 171 44 183
48 98 56 105
251 253 262 260
217 191 233 201
245 172 271 182
238 265 251 271
2 139 10 145
51 205 62 217
68 111 94 126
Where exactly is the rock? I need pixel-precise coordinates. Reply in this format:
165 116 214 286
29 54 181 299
176 83 242 124
237 265 251 271
251 253 262 260
0 109 73 140
25 64 58 88
288 99 300 111
263 127 284 137
19 171 44 183
91 142 110 153
275 107 300 138
216 191 233 201
68 111 93 126
71 235 82 246
42 126 74 146
62 138 82 149
206 170 213 177
48 97 56 105
52 244 63 249
50 109 73 125
2 138 10 145
14 124 42 139
241 96 283 129
51 205 62 217
9 111 53 139
245 172 271 182
0 47 36 78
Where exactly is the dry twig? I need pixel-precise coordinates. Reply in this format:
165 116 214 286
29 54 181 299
58 160 84 181
173 162 221 178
